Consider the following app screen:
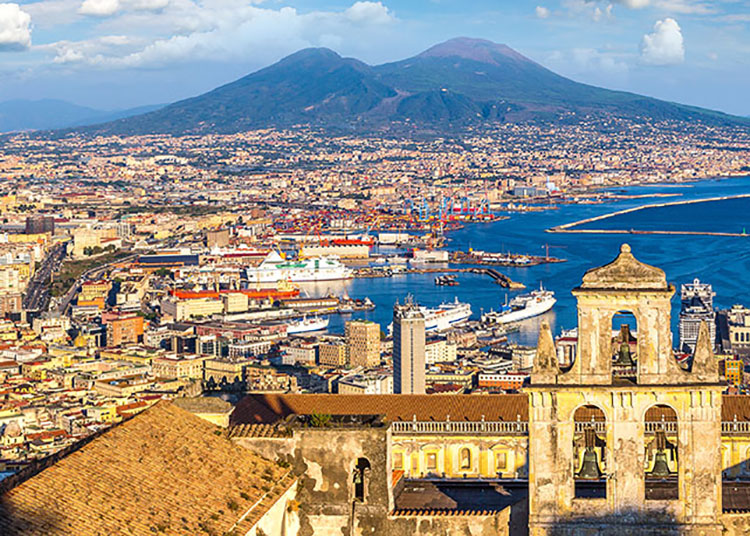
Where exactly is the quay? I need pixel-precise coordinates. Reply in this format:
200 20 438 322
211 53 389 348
450 250 565 266
354 266 525 289
548 194 750 236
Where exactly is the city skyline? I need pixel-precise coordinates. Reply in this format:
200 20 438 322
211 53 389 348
0 0 748 114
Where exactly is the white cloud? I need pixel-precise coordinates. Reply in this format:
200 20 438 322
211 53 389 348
0 3 31 51
79 0 120 16
640 17 685 65
535 5 550 18
562 0 614 21
344 1 394 24
46 1 399 68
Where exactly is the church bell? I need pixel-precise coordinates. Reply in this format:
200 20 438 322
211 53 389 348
649 429 673 478
577 427 602 480
614 324 635 367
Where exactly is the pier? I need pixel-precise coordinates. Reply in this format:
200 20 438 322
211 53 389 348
451 250 565 266
354 266 525 288
468 268 526 289
547 194 750 237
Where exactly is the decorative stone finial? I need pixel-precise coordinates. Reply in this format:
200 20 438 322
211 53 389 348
691 320 718 382
532 320 558 384
578 243 668 291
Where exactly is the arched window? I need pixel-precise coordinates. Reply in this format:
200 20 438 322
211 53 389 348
353 457 371 502
459 447 472 470
573 405 606 499
611 311 637 380
645 405 678 500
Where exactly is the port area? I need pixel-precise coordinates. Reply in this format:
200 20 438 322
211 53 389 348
353 266 525 289
547 194 750 237
450 250 566 267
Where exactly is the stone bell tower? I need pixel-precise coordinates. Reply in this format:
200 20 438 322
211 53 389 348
527 244 723 535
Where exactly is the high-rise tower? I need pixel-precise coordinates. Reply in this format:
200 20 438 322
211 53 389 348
393 299 426 395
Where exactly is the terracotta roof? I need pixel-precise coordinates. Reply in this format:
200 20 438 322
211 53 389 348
0 401 293 536
723 395 750 421
393 480 527 514
233 394 750 427
231 394 529 425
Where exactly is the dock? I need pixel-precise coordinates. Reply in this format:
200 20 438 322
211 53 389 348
451 250 565 266
353 266 525 288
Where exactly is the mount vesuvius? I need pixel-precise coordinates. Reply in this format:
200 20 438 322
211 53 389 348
80 37 748 135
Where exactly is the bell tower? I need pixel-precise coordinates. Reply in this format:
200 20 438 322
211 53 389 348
527 244 723 535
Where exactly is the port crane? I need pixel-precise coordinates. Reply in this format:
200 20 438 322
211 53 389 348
542 243 566 261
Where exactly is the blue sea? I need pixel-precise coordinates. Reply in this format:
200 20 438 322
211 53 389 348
304 176 750 345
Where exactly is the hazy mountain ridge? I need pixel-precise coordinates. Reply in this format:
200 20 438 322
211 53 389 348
76 37 748 135
0 99 164 133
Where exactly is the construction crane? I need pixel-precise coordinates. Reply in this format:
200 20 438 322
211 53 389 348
542 243 566 261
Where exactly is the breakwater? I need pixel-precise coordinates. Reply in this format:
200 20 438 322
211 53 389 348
547 194 750 237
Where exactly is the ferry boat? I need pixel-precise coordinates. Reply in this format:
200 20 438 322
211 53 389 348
244 252 352 283
388 298 472 334
287 316 330 334
482 285 556 324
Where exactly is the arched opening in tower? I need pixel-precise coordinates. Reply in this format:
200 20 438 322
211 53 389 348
573 405 607 499
644 404 679 500
611 311 638 380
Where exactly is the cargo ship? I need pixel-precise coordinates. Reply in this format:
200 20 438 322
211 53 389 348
287 316 330 334
481 285 556 324
244 252 353 283
388 298 472 334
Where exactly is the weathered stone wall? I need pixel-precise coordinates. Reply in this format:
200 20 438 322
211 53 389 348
245 481 300 536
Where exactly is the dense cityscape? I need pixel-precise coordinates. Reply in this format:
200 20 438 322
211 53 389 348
1 0 750 530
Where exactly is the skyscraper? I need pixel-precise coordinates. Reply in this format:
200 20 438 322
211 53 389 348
679 278 716 353
393 299 426 394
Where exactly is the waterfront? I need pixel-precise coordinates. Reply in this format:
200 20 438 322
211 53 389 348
318 176 750 345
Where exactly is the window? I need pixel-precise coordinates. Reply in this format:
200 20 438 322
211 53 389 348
354 458 371 503
426 452 437 471
393 453 403 470
459 447 472 470
495 451 507 471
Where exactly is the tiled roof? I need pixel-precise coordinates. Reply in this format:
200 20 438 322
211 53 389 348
0 401 293 536
393 480 527 514
232 394 750 427
231 394 529 425
723 395 750 421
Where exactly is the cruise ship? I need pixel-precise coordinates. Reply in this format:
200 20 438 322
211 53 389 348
482 285 556 324
388 298 472 334
244 252 353 283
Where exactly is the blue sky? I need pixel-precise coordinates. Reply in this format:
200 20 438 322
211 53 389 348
0 0 748 114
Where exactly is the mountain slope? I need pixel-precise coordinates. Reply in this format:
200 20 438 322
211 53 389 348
0 99 163 132
102 48 396 135
81 38 748 135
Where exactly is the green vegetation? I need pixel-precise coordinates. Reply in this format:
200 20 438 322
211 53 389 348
308 412 332 428
50 250 131 297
